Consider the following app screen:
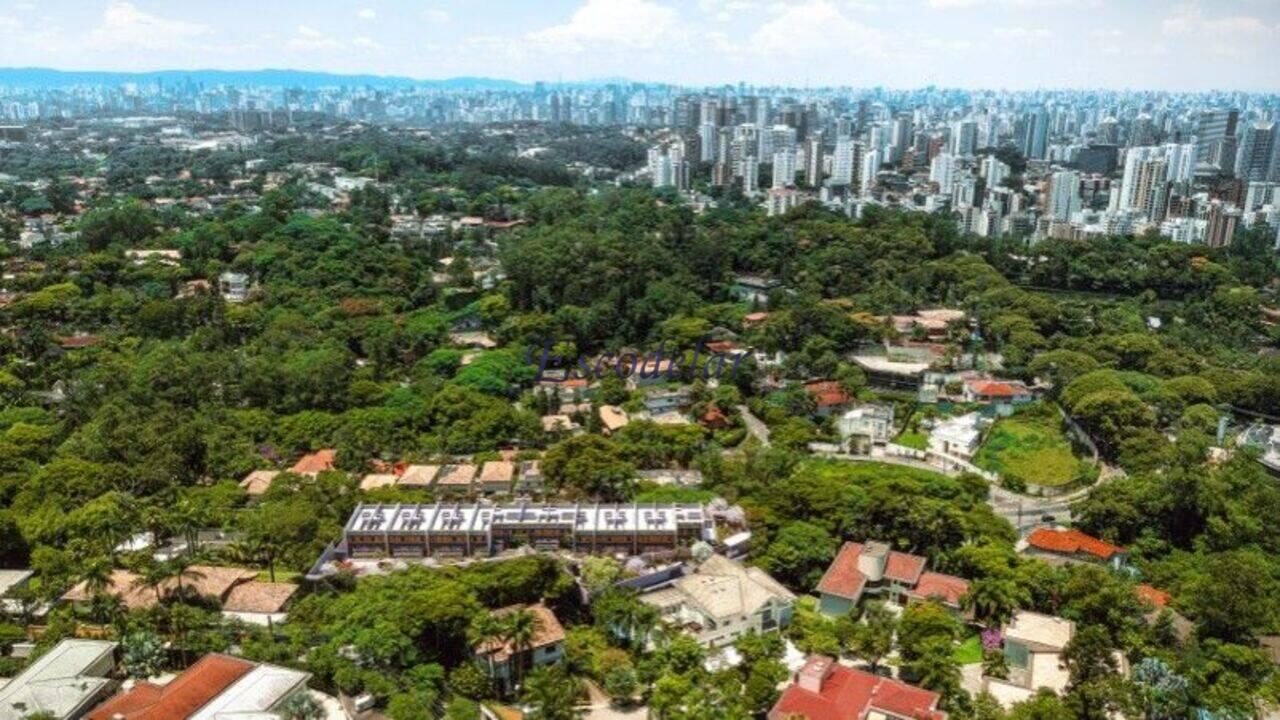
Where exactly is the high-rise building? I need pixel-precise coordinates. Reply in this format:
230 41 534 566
1021 108 1050 160
804 134 824 186
831 137 856 186
699 122 717 163
981 156 1011 188
1046 170 1082 221
951 119 978 157
1236 122 1278 183
859 147 881 197
930 153 958 195
1195 109 1239 174
742 159 759 196
773 149 797 189
1244 181 1280 211
1204 201 1240 247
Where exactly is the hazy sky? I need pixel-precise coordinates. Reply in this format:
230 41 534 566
0 0 1277 91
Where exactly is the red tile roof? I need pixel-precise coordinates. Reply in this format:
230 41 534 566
87 654 254 720
816 542 928 599
1026 528 1125 561
816 542 869 600
909 572 970 607
884 551 927 585
289 448 336 474
1135 584 1171 610
804 381 852 409
967 380 1028 398
769 657 945 720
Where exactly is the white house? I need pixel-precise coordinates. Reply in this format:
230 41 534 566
928 412 986 459
983 611 1074 708
641 554 795 648
837 404 896 452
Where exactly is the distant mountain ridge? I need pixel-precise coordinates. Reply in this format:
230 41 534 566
0 67 532 90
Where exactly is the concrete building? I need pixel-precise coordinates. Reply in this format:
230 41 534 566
641 554 795 648
340 502 716 559
0 639 118 720
983 612 1075 708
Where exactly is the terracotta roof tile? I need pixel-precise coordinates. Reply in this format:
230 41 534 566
222 581 298 614
1026 528 1125 561
86 654 255 720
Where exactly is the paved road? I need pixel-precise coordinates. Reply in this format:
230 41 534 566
988 485 1080 536
737 405 771 447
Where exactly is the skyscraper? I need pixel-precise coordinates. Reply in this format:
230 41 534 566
1236 122 1278 183
773 149 797 189
951 119 978 158
1046 170 1082 221
1194 108 1239 174
804 134 824 186
930 153 958 195
1021 108 1050 160
831 137 856 186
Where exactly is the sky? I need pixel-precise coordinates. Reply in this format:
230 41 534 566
0 0 1277 91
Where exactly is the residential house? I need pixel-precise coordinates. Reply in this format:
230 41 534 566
289 449 336 476
769 655 947 720
628 358 682 390
87 653 311 720
962 378 1034 406
816 541 968 617
852 355 930 391
640 554 795 648
221 581 299 627
1021 528 1127 570
0 569 34 617
218 271 250 303
340 503 714 560
360 473 399 491
0 639 118 720
473 603 566 693
741 311 769 329
598 405 630 435
517 461 544 494
398 464 440 488
804 381 854 418
927 413 985 459
541 414 580 434
731 274 782 307
435 464 477 495
837 404 896 453
1136 584 1193 643
983 611 1075 708
238 469 279 498
62 566 298 618
643 387 692 415
478 461 515 494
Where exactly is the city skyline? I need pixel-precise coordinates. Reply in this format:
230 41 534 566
0 0 1277 92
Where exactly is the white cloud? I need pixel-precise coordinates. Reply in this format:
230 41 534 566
527 0 681 51
357 8 376 20
423 8 451 23
88 0 210 51
1161 4 1275 57
352 35 384 51
751 0 886 59
288 24 343 51
928 0 1096 7
0 15 21 31
992 26 1051 39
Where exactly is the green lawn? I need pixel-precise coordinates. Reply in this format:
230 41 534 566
974 405 1087 488
896 431 929 450
953 633 983 665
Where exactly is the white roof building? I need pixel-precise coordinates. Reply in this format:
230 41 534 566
187 664 311 720
0 639 117 720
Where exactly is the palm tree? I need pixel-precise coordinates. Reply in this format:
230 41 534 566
133 562 173 608
82 558 114 600
165 559 206 603
522 666 582 720
961 575 1029 626
468 613 506 686
502 608 544 690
